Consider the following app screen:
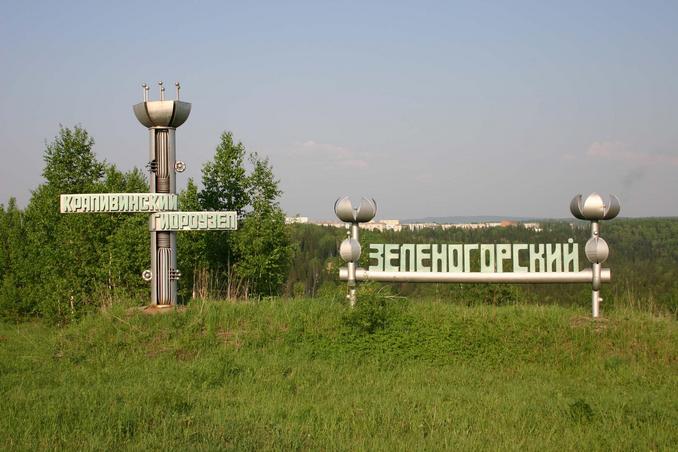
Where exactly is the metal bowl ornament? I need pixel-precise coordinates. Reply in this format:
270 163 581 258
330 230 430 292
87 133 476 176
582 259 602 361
334 196 377 223
570 193 620 221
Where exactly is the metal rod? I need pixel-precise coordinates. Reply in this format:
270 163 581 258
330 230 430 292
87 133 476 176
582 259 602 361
591 221 600 237
339 268 611 283
591 221 601 318
592 290 600 318
347 262 357 307
347 223 360 307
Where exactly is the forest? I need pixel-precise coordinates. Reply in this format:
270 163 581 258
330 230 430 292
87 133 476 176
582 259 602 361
1 126 676 323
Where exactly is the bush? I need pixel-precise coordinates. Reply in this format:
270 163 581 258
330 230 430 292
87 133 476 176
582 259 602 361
342 288 408 334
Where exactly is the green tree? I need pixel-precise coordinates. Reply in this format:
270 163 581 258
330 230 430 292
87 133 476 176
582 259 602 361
99 166 149 305
233 154 291 297
199 132 250 214
42 125 104 193
14 127 149 322
194 133 291 299
177 178 208 300
0 198 28 319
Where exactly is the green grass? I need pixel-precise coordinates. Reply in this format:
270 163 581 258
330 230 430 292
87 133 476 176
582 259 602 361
0 297 676 450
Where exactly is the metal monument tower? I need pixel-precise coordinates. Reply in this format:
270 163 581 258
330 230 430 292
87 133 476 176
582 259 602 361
60 83 236 308
133 82 191 307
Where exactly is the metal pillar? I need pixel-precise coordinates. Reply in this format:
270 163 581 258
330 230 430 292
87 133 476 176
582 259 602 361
335 197 377 307
571 193 619 318
133 82 190 306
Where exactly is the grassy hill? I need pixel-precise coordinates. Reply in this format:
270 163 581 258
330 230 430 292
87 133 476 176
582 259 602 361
1 297 676 450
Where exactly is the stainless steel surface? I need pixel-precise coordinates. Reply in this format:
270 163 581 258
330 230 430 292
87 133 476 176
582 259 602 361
168 129 177 194
347 262 357 307
339 238 361 262
571 193 620 221
355 197 377 223
334 197 375 306
157 247 172 304
585 236 609 264
157 231 170 248
334 196 377 223
339 268 611 283
133 100 192 128
156 130 170 193
571 193 620 318
133 82 191 307
334 197 355 223
150 231 157 305
592 290 601 318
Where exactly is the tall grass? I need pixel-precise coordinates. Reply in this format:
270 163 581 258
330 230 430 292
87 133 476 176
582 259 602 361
0 297 676 450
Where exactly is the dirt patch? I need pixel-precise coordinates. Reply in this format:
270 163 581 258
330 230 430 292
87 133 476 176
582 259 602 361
217 329 244 350
174 348 197 361
570 315 610 332
145 330 170 358
141 305 187 315
146 347 170 359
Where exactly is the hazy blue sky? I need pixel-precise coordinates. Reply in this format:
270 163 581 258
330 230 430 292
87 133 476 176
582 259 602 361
1 1 677 220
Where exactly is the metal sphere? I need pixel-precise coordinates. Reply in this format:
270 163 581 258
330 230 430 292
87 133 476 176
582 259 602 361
339 238 361 262
585 236 609 264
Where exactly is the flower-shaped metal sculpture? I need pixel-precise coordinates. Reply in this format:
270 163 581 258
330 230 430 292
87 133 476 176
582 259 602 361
570 193 620 318
570 193 620 221
334 196 377 223
334 196 377 307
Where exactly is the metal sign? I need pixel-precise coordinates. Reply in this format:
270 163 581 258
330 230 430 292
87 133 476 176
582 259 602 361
60 82 238 308
366 241 580 273
60 193 178 213
335 194 620 318
150 211 237 231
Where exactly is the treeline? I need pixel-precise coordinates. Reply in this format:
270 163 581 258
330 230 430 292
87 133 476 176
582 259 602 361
1 126 676 322
0 127 291 323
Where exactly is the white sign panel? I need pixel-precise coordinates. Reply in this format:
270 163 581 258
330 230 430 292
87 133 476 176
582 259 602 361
60 193 178 213
150 211 238 231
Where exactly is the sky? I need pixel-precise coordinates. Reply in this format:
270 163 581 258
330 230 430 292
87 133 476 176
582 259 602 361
1 0 677 220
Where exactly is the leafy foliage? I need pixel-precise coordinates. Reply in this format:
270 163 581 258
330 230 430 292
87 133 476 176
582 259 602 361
178 132 292 300
0 127 148 322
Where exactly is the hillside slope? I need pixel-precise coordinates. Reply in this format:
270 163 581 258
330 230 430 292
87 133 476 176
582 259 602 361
1 298 676 450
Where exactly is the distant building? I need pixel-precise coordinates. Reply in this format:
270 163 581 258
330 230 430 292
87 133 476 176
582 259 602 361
285 216 309 224
286 215 541 232
362 219 403 232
